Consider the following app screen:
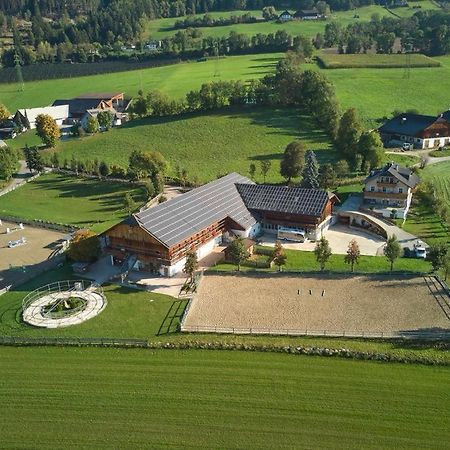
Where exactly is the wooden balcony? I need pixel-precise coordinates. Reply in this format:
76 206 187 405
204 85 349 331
364 191 408 200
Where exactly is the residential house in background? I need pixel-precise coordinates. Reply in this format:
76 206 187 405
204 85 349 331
102 173 338 277
15 105 70 129
379 111 450 149
294 9 323 19
278 10 293 21
79 108 122 130
363 162 420 218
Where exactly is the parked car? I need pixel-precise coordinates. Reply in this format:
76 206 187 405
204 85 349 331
402 142 414 151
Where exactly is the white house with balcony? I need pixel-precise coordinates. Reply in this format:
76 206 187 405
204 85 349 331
363 162 420 219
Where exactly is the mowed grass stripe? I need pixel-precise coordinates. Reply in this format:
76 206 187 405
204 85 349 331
0 346 449 449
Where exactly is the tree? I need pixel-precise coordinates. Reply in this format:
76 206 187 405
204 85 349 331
344 239 360 272
84 116 99 134
227 236 249 271
318 163 336 189
0 103 10 121
260 160 271 183
0 147 18 180
280 141 305 183
23 145 44 173
123 192 136 215
301 150 320 189
50 152 59 168
262 6 277 20
335 159 350 178
67 230 100 263
97 110 114 130
183 251 198 282
428 243 449 273
272 240 287 271
335 108 363 163
249 163 256 180
35 114 60 147
384 235 402 271
99 161 110 178
128 150 168 180
358 131 384 170
314 237 332 271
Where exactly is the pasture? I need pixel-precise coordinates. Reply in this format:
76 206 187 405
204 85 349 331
143 2 440 40
0 173 147 232
0 53 281 112
422 161 450 207
318 53 441 69
49 108 331 183
0 346 449 449
184 273 449 336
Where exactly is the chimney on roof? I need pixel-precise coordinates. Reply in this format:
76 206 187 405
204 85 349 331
401 117 407 124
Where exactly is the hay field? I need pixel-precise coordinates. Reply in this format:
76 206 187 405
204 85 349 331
184 273 450 335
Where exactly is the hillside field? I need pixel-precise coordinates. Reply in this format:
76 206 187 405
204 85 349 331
47 107 332 183
143 2 440 40
0 346 449 449
0 173 147 232
0 53 281 112
422 161 450 207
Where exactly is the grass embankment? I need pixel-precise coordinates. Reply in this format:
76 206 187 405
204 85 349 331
0 172 147 232
0 53 281 111
1 346 448 449
429 148 450 157
318 53 441 69
48 107 332 183
422 160 450 207
0 264 447 363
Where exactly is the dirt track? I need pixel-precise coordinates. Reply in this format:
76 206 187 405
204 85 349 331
184 273 450 334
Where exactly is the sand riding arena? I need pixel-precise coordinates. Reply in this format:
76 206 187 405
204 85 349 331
22 280 107 328
182 273 450 338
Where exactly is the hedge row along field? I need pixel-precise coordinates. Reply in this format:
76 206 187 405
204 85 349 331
0 58 181 84
317 53 441 69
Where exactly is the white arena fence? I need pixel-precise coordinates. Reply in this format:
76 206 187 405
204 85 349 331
0 173 41 198
22 279 104 313
181 324 450 340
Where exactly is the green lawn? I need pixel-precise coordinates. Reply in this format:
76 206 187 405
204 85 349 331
213 245 432 273
0 346 449 449
48 107 332 183
318 53 441 69
0 172 147 232
0 53 281 112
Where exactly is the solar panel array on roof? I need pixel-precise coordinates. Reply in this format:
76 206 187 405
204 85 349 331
236 184 329 217
134 173 257 248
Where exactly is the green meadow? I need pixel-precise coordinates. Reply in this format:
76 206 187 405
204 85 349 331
0 346 449 449
0 53 281 112
48 107 332 183
422 161 450 207
143 2 439 40
0 172 147 232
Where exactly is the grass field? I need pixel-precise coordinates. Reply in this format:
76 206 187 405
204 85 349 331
143 2 440 40
318 53 441 69
422 161 450 207
0 173 147 232
46 107 332 183
0 53 281 112
0 346 449 449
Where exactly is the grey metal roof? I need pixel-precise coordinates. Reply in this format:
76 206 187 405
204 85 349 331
134 173 257 248
378 113 437 137
236 184 329 217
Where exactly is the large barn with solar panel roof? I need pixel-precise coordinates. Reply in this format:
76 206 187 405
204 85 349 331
102 173 338 276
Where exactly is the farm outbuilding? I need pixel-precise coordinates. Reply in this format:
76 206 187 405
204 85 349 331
102 173 337 277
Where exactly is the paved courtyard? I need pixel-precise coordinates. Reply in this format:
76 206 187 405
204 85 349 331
259 224 386 256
